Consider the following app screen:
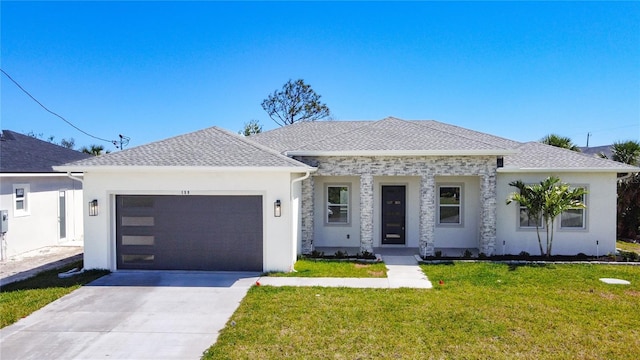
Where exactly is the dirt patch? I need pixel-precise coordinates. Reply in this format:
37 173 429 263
354 263 369 269
624 290 640 297
367 271 385 277
599 292 617 300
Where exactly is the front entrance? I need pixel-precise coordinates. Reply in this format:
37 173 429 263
381 185 406 245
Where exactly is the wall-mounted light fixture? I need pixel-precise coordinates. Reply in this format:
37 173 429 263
89 199 99 216
274 200 281 217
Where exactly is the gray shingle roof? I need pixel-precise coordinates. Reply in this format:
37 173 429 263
59 127 311 169
252 117 515 154
0 130 91 173
503 142 638 171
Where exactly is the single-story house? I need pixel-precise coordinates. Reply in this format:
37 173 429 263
55 117 639 272
0 130 90 260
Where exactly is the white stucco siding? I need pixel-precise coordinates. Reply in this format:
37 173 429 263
496 172 617 256
81 170 297 272
312 176 361 248
0 176 83 258
433 176 480 249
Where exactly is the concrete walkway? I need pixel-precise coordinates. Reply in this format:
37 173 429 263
257 254 432 289
0 246 83 286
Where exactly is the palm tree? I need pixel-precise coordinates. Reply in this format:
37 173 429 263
80 144 107 156
540 134 581 152
610 140 640 239
507 176 587 257
611 140 640 165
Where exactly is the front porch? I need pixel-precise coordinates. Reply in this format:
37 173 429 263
298 155 499 257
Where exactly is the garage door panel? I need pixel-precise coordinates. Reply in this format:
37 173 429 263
116 195 263 271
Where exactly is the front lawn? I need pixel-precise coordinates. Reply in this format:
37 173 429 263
267 259 387 278
0 262 109 328
617 240 640 254
204 263 640 359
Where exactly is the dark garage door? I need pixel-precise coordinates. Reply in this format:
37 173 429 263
116 195 263 271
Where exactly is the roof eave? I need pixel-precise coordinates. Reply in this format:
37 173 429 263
498 167 640 173
285 149 518 157
0 172 84 177
52 165 317 173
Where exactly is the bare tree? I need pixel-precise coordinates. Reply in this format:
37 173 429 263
261 79 330 126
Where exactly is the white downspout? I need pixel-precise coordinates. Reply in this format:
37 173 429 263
66 172 84 184
289 170 313 271
59 172 86 277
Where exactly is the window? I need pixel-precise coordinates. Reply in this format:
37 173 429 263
519 208 543 228
438 185 462 225
560 190 586 229
326 185 349 224
13 184 30 216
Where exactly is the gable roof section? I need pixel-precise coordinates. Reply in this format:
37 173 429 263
501 142 639 172
252 117 517 156
0 130 91 173
56 127 312 172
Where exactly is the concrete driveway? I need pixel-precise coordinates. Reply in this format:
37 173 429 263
0 271 259 360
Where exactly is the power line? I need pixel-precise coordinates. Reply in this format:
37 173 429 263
1 68 121 146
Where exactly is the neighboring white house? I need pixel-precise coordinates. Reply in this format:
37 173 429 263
0 130 90 260
56 118 639 272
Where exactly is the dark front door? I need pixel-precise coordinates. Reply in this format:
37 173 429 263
381 185 406 245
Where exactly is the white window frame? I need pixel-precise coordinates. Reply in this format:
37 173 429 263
437 184 463 226
13 184 30 217
325 184 350 225
559 186 587 230
518 206 544 229
515 184 544 230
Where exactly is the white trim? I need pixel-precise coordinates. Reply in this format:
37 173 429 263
559 185 588 231
498 167 639 173
53 166 316 173
285 149 518 157
0 172 84 178
436 183 463 227
325 183 351 226
13 183 30 217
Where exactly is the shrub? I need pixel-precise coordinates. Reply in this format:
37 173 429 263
518 251 531 258
334 250 348 259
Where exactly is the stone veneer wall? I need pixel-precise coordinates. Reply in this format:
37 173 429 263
295 156 497 257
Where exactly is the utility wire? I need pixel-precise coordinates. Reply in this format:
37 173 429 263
1 68 117 145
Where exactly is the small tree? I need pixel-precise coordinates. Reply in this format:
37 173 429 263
239 119 262 136
506 176 587 257
540 134 581 152
261 79 330 126
60 138 75 149
80 144 108 156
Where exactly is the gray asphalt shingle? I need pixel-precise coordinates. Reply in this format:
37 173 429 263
61 127 311 169
0 130 91 173
504 142 638 170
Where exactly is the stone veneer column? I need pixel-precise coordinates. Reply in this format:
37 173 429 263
359 173 374 253
419 174 436 257
479 173 497 255
301 176 315 254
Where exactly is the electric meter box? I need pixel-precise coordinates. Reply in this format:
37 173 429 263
1 210 8 233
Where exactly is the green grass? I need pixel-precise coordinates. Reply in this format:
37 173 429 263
0 262 109 328
617 240 640 254
267 259 387 278
204 263 640 359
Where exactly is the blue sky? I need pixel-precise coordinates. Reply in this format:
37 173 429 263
2 1 639 150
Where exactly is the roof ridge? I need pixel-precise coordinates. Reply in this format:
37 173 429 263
279 120 379 152
412 120 516 150
212 127 313 168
